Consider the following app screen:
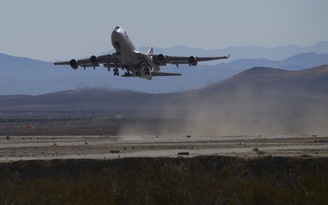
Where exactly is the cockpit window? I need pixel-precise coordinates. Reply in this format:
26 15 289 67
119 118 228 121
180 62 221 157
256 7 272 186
115 26 120 30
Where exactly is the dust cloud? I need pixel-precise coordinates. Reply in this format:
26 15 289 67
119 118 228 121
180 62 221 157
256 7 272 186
113 66 328 136
119 82 328 136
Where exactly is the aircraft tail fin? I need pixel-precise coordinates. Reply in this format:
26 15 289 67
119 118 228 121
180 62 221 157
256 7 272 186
147 46 153 55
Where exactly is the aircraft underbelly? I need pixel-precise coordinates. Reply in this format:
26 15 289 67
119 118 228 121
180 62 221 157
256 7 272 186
120 49 140 66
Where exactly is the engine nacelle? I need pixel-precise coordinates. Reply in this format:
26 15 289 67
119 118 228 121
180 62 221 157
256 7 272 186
188 56 197 66
90 55 98 64
157 54 167 65
70 59 78 69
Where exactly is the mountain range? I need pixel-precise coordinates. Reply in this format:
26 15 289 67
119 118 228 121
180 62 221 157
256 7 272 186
1 64 328 135
1 41 328 95
140 41 328 62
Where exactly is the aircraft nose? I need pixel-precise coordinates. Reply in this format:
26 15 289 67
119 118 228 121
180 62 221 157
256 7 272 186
112 26 126 42
111 27 121 46
112 26 125 38
112 28 119 38
112 27 120 38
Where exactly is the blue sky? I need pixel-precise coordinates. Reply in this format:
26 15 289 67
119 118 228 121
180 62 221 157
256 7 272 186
1 0 327 61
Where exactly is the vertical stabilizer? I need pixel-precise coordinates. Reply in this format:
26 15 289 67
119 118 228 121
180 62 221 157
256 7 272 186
147 46 153 55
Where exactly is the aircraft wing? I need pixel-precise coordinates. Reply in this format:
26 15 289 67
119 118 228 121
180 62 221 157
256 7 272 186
150 54 230 66
53 54 122 69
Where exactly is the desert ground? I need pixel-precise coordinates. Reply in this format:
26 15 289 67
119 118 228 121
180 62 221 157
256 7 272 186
1 116 328 162
0 118 328 162
1 133 328 162
1 119 328 204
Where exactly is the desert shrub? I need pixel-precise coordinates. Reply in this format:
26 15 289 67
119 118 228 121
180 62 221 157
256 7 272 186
0 157 328 205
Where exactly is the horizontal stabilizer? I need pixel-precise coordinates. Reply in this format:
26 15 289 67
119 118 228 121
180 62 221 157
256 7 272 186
152 72 181 77
121 72 181 78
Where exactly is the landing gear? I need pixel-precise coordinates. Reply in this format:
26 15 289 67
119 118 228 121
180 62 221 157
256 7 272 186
144 68 150 75
136 70 141 77
114 68 119 76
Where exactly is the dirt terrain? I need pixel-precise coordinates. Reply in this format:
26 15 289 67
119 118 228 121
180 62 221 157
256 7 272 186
1 133 328 162
1 118 328 204
1 115 327 161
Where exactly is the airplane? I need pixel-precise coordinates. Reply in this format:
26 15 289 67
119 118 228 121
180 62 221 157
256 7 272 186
53 26 229 80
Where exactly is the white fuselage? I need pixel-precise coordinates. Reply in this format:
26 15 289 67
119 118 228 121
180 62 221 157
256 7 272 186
111 26 141 67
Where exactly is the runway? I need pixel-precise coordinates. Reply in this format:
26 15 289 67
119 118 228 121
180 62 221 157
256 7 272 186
1 134 328 161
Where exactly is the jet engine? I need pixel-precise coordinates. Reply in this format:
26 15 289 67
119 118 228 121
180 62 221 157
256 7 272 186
70 59 78 69
90 55 98 64
188 56 197 66
157 54 167 65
